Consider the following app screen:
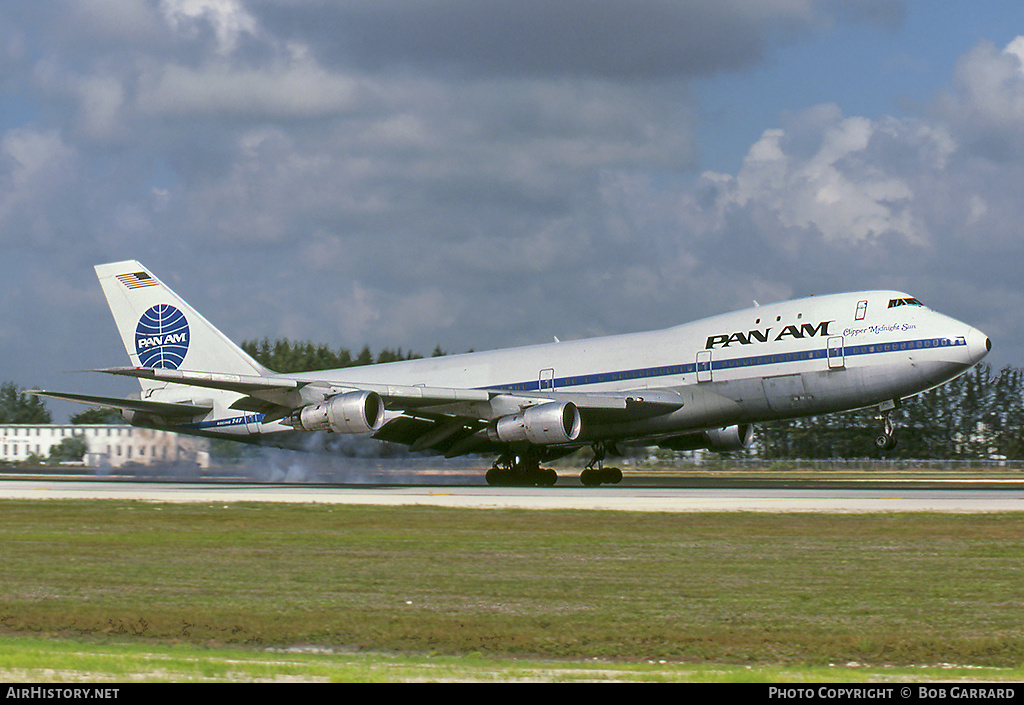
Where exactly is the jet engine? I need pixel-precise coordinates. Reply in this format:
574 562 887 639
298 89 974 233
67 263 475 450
658 424 754 452
292 390 385 434
488 401 582 445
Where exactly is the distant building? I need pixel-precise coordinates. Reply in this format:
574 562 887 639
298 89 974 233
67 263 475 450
0 425 209 468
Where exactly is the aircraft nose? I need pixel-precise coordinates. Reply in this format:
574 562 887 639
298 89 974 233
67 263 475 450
965 326 992 365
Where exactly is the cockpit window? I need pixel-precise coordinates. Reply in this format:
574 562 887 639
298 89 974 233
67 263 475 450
888 297 925 308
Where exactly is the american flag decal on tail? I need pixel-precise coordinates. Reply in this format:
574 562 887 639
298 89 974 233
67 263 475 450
116 271 159 289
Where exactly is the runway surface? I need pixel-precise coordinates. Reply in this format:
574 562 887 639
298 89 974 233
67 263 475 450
3 477 1024 513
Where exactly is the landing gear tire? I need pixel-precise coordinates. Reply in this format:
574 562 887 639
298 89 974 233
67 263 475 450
580 466 622 487
486 459 558 487
876 402 899 452
875 433 898 451
581 442 622 486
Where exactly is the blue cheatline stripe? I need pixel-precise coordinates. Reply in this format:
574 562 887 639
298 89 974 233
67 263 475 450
179 336 965 428
488 336 964 393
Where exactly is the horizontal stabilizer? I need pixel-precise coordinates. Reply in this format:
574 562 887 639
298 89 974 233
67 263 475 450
27 390 212 418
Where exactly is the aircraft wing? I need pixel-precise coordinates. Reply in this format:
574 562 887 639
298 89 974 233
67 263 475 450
96 365 682 415
27 390 213 418
91 366 685 452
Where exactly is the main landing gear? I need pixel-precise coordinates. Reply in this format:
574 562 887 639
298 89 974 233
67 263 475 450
580 442 623 487
485 452 558 487
484 444 625 487
875 399 900 452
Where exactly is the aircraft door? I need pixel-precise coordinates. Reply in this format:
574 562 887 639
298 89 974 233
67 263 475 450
696 351 713 383
827 336 845 369
539 368 555 391
855 300 868 321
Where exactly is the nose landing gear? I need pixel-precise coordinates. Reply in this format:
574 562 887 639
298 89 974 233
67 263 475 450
875 399 900 451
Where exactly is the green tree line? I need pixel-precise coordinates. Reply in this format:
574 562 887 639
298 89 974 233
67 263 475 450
0 382 51 424
240 338 447 373
6 353 1022 460
756 364 1024 460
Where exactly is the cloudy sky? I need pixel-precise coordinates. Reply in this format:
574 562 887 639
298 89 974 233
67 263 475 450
3 0 1024 420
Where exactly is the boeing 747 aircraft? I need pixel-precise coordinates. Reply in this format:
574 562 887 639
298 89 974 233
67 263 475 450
32 261 990 485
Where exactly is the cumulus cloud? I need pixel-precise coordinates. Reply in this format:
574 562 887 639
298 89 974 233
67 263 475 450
555 31 1024 348
160 0 260 55
691 107 937 247
4 2 1024 412
935 37 1024 160
0 128 77 243
135 58 367 118
654 35 1024 345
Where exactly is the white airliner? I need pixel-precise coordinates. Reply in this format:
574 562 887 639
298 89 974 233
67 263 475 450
33 260 991 486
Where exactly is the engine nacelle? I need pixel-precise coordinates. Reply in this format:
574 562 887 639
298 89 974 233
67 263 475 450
704 424 754 451
293 390 385 434
659 424 754 452
488 401 582 445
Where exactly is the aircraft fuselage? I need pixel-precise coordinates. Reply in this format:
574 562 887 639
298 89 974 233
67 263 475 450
236 289 988 446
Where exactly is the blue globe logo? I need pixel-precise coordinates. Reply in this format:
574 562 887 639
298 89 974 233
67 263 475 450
135 304 190 369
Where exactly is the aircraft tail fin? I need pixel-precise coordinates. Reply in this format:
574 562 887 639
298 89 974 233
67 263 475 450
94 261 269 390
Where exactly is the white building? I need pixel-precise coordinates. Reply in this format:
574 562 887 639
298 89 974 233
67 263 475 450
0 424 209 468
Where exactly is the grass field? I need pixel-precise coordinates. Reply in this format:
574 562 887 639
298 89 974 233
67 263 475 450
2 499 1023 681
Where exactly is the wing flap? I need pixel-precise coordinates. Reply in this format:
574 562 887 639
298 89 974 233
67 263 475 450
491 389 684 420
95 366 496 412
95 366 303 394
372 415 490 456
